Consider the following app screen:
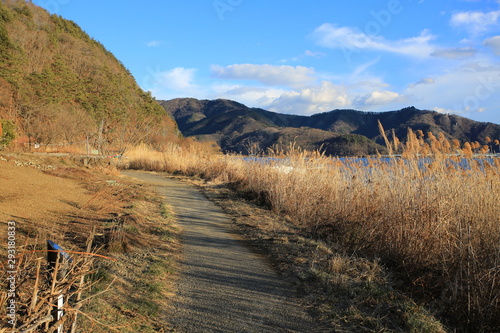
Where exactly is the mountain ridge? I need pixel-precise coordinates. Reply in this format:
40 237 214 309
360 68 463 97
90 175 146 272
160 98 500 156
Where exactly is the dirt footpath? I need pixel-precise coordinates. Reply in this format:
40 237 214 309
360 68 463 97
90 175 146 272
122 171 319 333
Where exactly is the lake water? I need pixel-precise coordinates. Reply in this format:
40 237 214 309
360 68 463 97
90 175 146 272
241 155 499 171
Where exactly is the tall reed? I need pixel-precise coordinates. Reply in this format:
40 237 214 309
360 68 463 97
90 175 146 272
120 134 500 331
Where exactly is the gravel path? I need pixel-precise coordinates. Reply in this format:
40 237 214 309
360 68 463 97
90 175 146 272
122 171 319 333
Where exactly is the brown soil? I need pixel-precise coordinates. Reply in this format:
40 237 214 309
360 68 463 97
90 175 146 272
0 159 91 224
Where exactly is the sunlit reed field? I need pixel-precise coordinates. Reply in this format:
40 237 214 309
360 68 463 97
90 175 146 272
120 130 500 331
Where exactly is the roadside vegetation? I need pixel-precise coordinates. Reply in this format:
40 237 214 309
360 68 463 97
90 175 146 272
0 154 179 332
120 129 499 332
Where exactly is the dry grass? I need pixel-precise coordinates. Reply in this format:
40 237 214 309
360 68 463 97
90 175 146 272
0 156 179 332
120 131 499 332
193 179 445 332
0 236 102 333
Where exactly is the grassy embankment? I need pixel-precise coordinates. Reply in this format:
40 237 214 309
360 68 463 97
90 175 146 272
120 130 499 332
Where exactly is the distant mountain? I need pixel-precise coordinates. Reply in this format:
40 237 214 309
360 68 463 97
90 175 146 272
160 98 500 156
0 1 179 153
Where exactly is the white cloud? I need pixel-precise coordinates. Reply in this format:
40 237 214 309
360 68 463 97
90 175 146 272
433 106 485 115
410 78 436 87
210 64 316 88
433 107 454 114
211 84 285 107
211 66 500 122
431 47 476 59
450 10 500 35
311 23 435 58
404 62 500 121
484 35 500 55
351 58 381 77
146 40 162 47
279 50 327 63
212 80 351 115
142 67 201 100
354 90 403 108
157 67 197 91
207 61 488 124
209 65 408 115
267 81 349 115
304 50 326 58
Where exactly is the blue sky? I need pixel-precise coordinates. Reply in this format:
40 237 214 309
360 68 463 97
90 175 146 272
32 0 500 124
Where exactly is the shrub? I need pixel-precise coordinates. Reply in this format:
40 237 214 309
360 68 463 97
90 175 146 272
0 119 16 148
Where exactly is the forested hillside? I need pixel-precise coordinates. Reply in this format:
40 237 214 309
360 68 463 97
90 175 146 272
161 98 500 156
0 0 179 153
